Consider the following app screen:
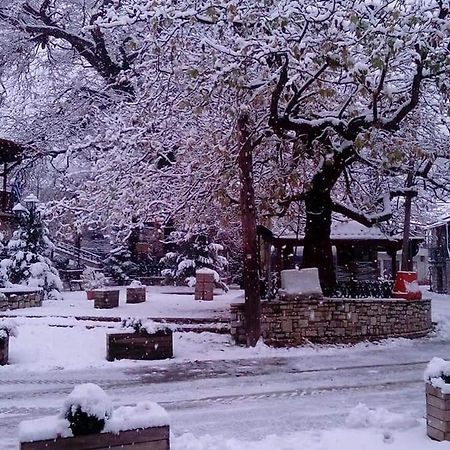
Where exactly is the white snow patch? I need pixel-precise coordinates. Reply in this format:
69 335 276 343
345 403 418 430
279 268 322 296
104 402 169 433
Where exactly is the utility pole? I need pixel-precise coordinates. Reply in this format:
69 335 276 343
401 160 416 271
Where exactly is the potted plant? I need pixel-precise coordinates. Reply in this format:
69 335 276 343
425 357 450 441
107 318 173 361
0 319 17 366
19 383 170 449
126 280 146 304
81 268 107 300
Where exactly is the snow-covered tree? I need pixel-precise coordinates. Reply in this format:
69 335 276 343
1 200 62 299
160 231 228 286
104 245 138 286
2 0 450 345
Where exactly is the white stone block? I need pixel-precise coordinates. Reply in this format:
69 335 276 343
279 268 322 296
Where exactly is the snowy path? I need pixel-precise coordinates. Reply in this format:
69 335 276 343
2 336 450 449
2 289 450 449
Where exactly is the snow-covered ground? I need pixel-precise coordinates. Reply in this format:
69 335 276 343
1 287 450 449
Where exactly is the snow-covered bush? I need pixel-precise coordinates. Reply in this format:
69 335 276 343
62 383 112 436
425 357 450 388
104 246 138 286
0 261 11 288
0 233 10 288
1 202 62 300
0 319 18 342
81 268 107 290
121 317 171 334
160 231 228 286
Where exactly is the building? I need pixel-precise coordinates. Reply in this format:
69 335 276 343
428 215 450 293
258 220 424 293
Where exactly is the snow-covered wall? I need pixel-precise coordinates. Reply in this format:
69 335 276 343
0 290 43 312
231 298 432 346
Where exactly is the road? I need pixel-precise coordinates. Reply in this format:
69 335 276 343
1 334 449 449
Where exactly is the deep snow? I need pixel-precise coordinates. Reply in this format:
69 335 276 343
1 287 450 449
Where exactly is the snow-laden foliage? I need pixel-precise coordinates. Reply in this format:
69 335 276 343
160 231 228 285
1 0 450 288
0 233 11 288
1 203 62 299
81 267 107 290
104 245 137 286
0 318 18 341
121 317 171 334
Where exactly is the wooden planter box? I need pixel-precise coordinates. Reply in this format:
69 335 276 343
94 290 119 309
126 287 146 304
86 290 96 301
21 424 170 450
107 330 173 361
0 335 8 366
426 382 450 441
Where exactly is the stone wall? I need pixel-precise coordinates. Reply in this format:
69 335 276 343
0 290 43 312
230 297 432 346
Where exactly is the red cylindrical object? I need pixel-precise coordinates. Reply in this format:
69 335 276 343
392 271 422 300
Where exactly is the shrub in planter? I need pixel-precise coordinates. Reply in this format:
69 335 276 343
19 383 170 449
64 383 112 436
107 318 173 361
126 280 146 304
82 268 107 300
424 357 450 441
0 319 18 366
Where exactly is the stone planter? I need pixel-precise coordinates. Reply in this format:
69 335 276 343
126 287 146 304
426 382 450 441
20 424 170 450
0 335 8 366
195 271 214 301
93 290 119 309
107 329 173 361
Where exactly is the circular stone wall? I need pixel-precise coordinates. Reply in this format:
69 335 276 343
230 298 432 346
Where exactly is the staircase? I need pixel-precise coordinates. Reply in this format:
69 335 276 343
54 241 103 268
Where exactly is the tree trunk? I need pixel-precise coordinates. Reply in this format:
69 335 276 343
302 180 336 290
237 111 261 347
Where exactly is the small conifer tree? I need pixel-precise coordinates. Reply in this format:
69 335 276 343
2 199 62 299
160 231 228 285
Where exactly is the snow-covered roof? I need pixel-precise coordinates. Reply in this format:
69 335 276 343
427 203 450 228
330 221 390 240
12 203 27 213
427 215 450 229
277 220 394 241
23 194 39 204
